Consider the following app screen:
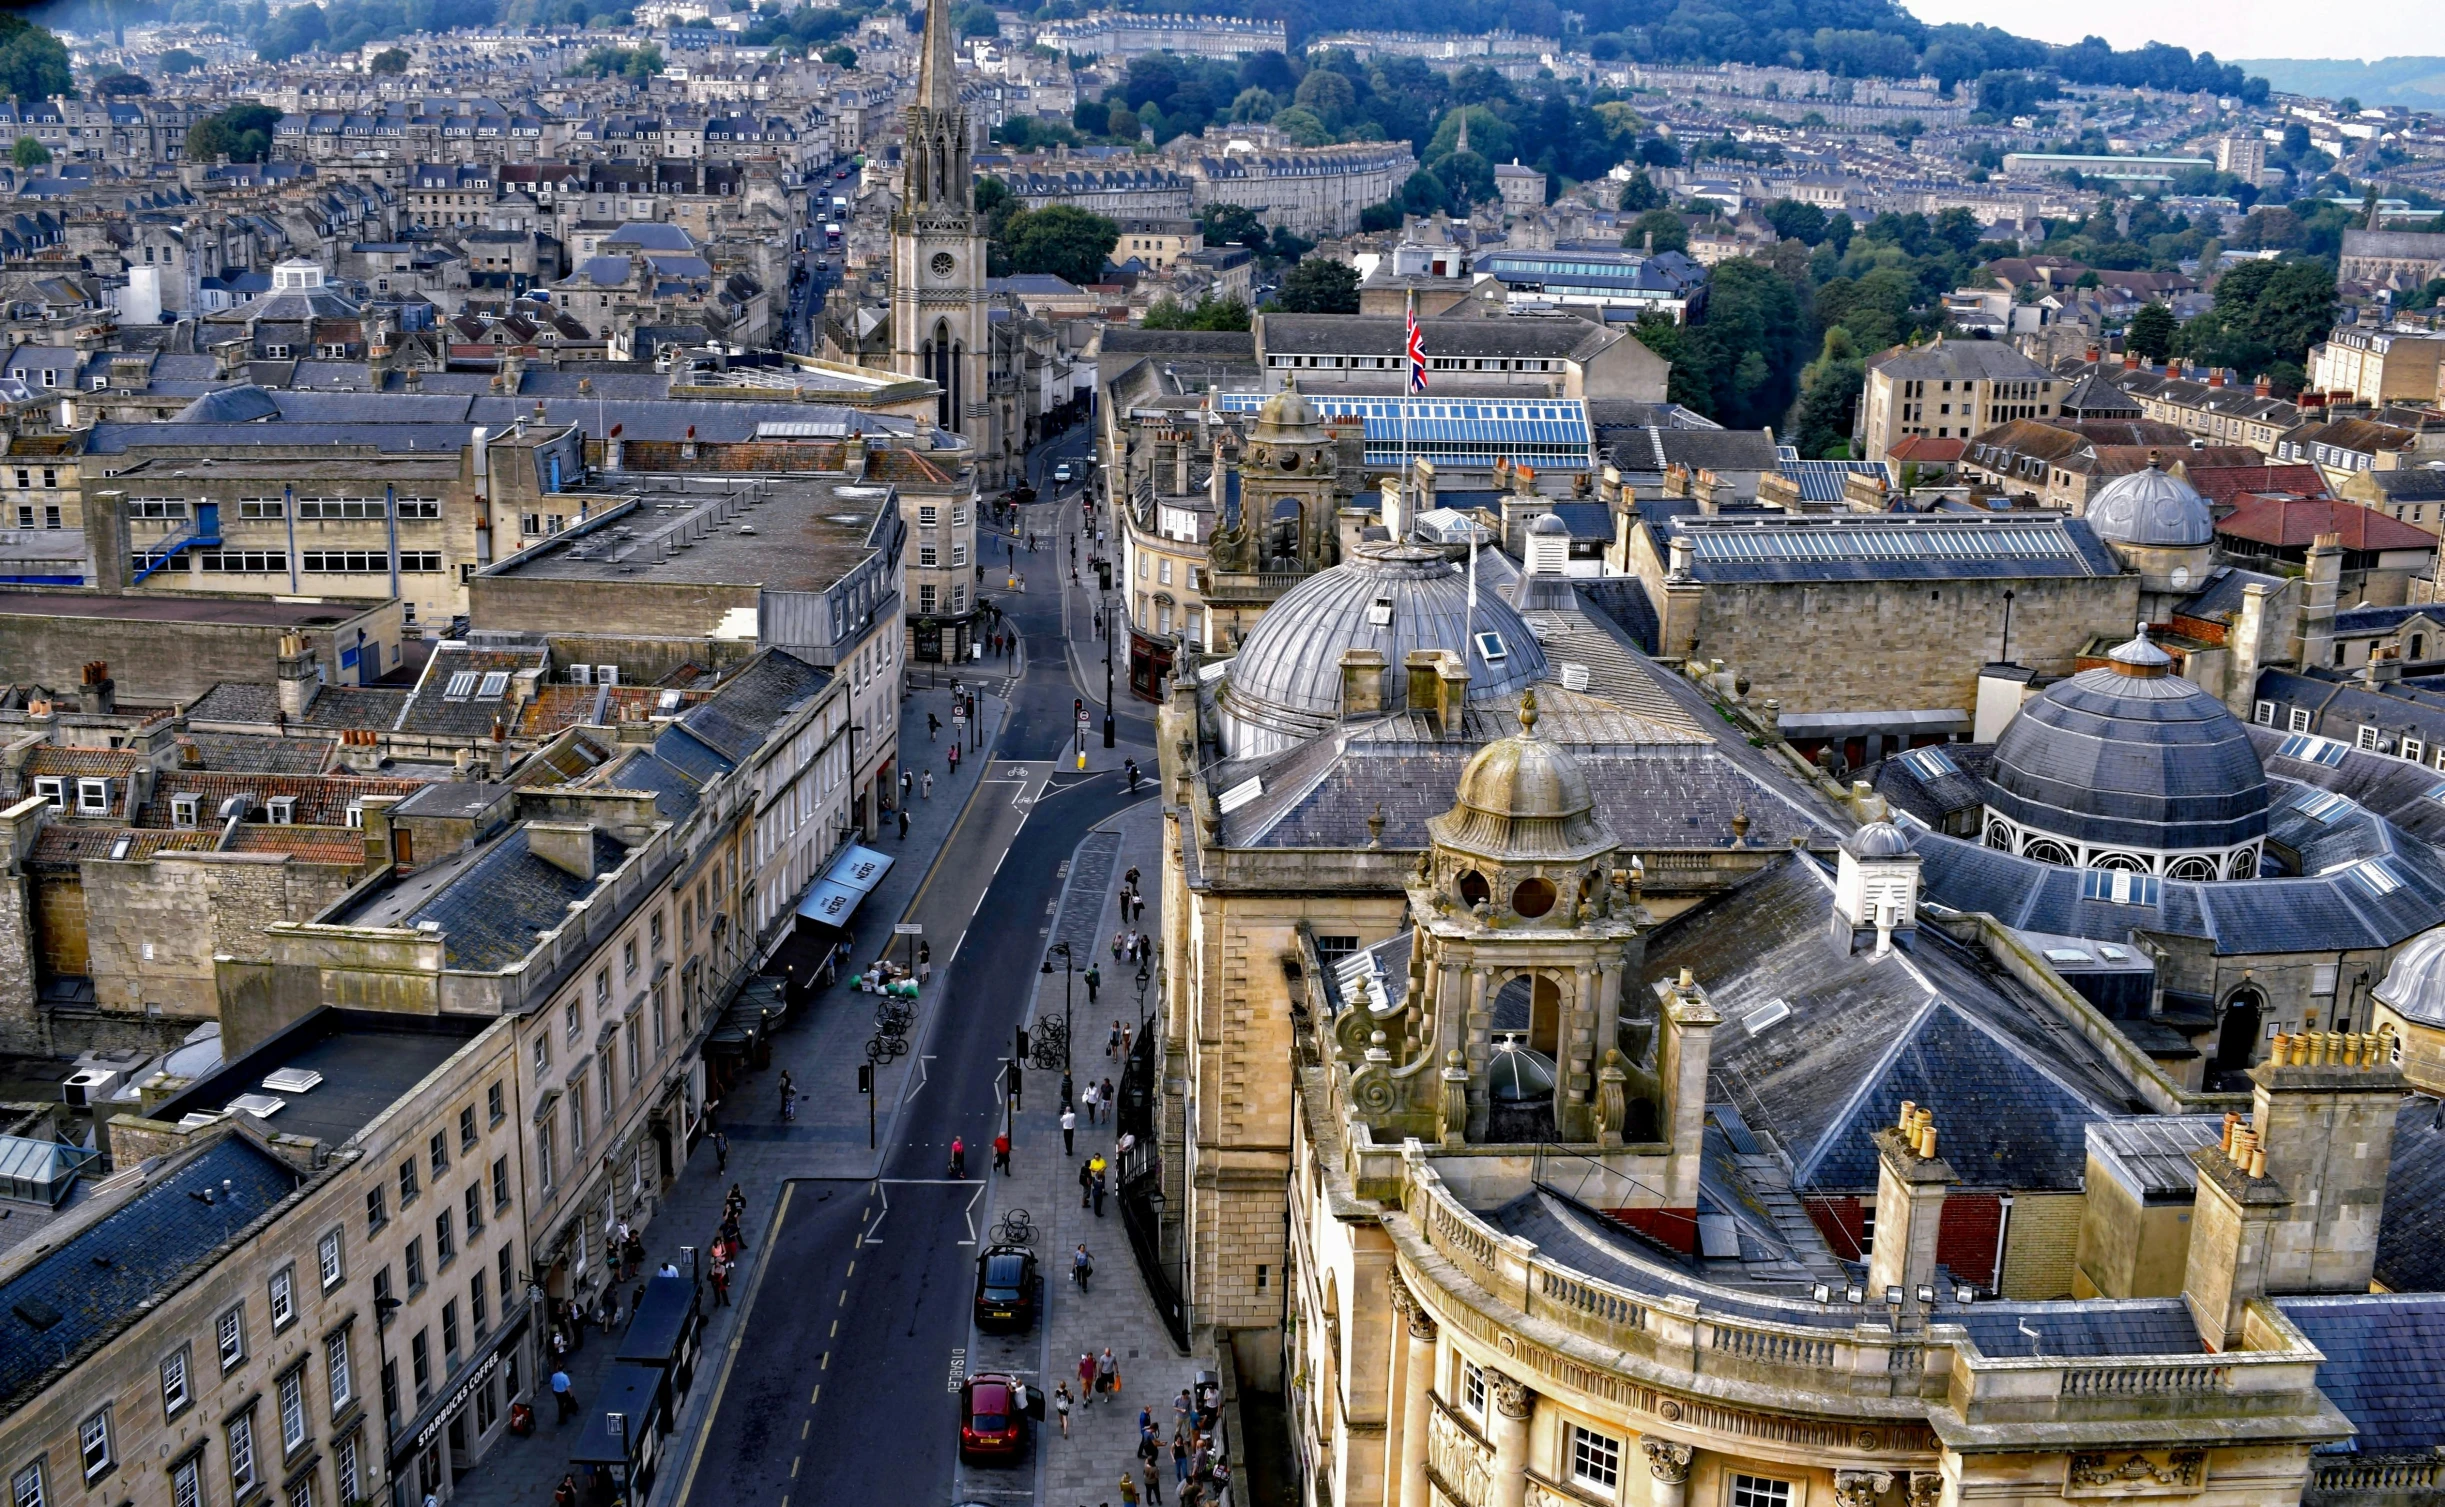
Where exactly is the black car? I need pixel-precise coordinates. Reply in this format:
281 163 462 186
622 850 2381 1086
973 1245 1040 1331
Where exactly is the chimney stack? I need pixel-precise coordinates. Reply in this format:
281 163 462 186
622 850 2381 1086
78 661 114 716
276 633 321 719
1868 1104 1958 1315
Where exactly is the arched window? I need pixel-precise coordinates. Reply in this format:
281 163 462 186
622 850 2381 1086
2413 634 2426 662
2227 847 2258 879
2090 851 2149 873
2167 855 2218 882
2022 838 2074 866
1984 818 2015 851
1456 869 1489 909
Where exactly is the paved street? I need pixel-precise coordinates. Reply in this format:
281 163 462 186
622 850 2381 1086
435 429 1192 1507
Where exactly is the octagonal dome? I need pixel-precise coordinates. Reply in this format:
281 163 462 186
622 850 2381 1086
1217 541 1548 758
1434 691 1613 861
1984 629 2268 858
2087 460 2213 548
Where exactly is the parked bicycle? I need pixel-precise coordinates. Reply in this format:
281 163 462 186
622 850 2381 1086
990 1208 1035 1246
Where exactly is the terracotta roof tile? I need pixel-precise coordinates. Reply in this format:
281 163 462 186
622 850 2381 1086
2216 496 2440 552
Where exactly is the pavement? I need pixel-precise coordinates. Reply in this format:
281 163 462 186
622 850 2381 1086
443 429 1202 1507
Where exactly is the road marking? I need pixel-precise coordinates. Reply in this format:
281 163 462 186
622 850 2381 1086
830 1319 838 1338
960 1182 986 1245
810 1385 821 1404
791 1457 801 1478
801 1418 810 1439
822 1351 831 1369
845 1260 855 1277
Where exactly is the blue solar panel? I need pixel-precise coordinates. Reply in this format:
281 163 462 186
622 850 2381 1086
1211 392 1593 469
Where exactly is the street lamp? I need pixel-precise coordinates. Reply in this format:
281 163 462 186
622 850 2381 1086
372 1294 402 1494
1041 941 1075 1077
1103 581 1117 748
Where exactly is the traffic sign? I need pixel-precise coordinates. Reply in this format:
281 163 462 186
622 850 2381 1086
894 923 924 935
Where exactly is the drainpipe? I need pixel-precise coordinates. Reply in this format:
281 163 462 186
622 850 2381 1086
1990 1192 2013 1296
386 482 400 605
284 482 298 594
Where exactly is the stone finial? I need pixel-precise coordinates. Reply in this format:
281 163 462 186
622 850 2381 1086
1518 687 1539 735
1594 1048 1628 1148
1438 1049 1469 1148
1367 804 1385 847
1730 807 1750 847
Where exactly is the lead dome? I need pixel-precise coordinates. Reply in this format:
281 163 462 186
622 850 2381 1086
2087 460 2214 548
1217 541 1549 758
1982 628 2268 878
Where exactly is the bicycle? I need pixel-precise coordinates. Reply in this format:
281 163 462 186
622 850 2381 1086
876 1000 914 1034
990 1208 1035 1246
1028 1016 1068 1072
866 1032 910 1063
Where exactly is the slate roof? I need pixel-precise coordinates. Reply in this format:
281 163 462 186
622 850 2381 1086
1664 514 2122 584
674 651 828 762
395 646 548 737
137 772 423 829
1261 312 1616 361
2277 1294 2445 1452
1866 339 2054 383
1643 854 2138 1193
2374 1097 2445 1293
396 824 630 971
1907 806 2445 957
176 733 336 775
0 1134 305 1412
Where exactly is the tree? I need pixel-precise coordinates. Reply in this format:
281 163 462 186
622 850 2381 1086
1792 326 1863 458
92 71 152 96
1228 87 1277 123
1272 257 1359 314
255 2 328 62
2175 258 2336 382
11 136 47 169
1269 106 1328 147
1143 294 1250 331
368 46 408 73
1004 204 1119 287
2125 301 2176 362
1617 171 1661 213
1199 203 1266 252
822 44 857 68
1762 197 1828 246
1291 69 1355 131
1622 209 1687 254
157 47 203 74
0 16 71 101
185 102 281 164
1359 198 1404 233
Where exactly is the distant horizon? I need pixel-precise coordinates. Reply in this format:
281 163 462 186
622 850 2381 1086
1899 0 2394 63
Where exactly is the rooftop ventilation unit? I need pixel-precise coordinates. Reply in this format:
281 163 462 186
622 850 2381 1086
262 1068 323 1094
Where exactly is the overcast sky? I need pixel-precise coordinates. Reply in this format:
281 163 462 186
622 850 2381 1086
1899 0 2395 62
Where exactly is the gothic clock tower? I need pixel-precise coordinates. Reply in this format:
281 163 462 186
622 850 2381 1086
891 0 991 456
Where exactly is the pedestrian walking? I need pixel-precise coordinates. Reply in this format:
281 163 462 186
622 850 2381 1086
713 1131 728 1174
1061 1105 1076 1154
1078 1352 1097 1404
1077 1080 1096 1125
1144 1462 1165 1505
1099 1346 1121 1396
921 770 933 799
927 712 940 741
1074 1241 1093 1290
1118 1475 1140 1507
1086 963 1102 1003
948 743 960 774
1079 1155 1095 1208
550 1369 580 1422
1092 1161 1108 1217
1102 1077 1117 1122
1112 930 1126 964
949 1136 966 1178
901 769 914 801
1174 1389 1193 1436
993 1131 1011 1174
1108 1021 1122 1058
898 809 910 839
1054 1383 1074 1437
554 1473 579 1507
1122 1023 1133 1059
1125 866 1141 890
711 1257 731 1307
1173 1431 1191 1483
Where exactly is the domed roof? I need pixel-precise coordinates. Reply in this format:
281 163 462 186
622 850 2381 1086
1985 628 2268 856
1528 513 1569 535
1843 820 1914 859
1218 541 1548 758
1251 378 1328 445
1434 691 1614 861
2376 927 2445 1026
2087 460 2213 548
1487 1040 1557 1103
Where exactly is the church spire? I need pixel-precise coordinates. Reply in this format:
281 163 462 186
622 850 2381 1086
1455 107 1470 156
917 0 959 114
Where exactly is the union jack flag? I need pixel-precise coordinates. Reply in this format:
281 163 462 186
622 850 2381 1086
1405 297 1428 393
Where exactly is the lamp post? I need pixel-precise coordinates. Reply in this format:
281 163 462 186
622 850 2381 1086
1103 582 1117 748
1041 941 1074 1076
372 1294 402 1496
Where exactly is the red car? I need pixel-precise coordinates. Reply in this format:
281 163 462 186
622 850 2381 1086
959 1373 1032 1462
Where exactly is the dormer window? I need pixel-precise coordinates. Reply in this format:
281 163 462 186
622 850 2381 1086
77 778 110 814
266 796 297 825
443 671 478 698
32 776 63 810
477 671 509 698
171 793 201 828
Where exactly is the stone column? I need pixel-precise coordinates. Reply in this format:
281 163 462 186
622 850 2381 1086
1641 1438 1693 1507
1395 1284 1437 1507
1486 1371 1533 1507
1594 961 1623 1066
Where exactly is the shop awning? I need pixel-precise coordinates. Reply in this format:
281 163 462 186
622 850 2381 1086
792 843 895 929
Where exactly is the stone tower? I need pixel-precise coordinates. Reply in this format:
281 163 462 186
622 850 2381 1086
890 0 990 448
1214 380 1341 573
